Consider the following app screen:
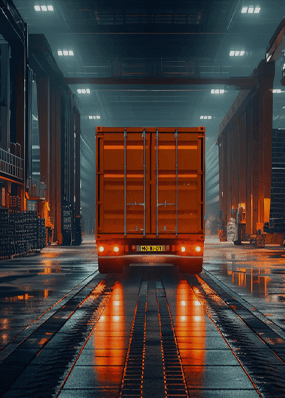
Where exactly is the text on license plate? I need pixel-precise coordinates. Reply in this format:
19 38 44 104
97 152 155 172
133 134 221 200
138 245 164 252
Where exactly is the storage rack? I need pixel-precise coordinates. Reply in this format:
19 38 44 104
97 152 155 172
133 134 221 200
0 209 46 258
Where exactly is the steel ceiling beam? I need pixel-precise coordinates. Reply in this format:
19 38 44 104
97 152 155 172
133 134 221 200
65 77 256 89
0 0 26 45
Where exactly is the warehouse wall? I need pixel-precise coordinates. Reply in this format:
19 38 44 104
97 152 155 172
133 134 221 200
217 60 275 236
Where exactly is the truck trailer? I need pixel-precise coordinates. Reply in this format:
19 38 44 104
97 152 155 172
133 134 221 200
95 126 205 273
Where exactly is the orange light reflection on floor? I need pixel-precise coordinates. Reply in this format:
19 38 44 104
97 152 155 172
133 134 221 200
176 280 205 390
93 282 125 385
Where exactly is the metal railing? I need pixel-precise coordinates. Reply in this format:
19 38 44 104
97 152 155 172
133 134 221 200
0 148 23 180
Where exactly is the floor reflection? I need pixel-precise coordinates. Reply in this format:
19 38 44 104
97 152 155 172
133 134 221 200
222 264 272 299
176 280 205 393
93 282 125 386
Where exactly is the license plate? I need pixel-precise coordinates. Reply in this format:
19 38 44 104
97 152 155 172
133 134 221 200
138 245 164 252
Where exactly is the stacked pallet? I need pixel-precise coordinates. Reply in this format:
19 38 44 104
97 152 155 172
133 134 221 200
0 209 12 257
0 210 46 258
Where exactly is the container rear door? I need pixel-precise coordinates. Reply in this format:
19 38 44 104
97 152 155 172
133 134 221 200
151 131 201 235
98 131 150 235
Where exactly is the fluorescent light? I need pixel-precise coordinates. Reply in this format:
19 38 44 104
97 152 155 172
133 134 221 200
254 6 261 13
208 116 212 119
273 89 282 93
241 7 248 13
68 50 74 56
229 51 235 56
41 5 48 11
57 50 63 56
77 89 82 94
248 6 254 13
89 116 93 119
63 50 68 56
211 89 224 94
240 51 245 56
86 89 90 93
97 116 101 119
34 5 41 11
81 89 86 93
200 116 204 119
235 51 240 56
47 5 54 11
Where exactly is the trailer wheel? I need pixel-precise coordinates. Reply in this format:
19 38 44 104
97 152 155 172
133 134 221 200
177 259 203 274
98 258 124 274
98 264 120 273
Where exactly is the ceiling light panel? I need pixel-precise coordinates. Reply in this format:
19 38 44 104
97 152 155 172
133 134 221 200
58 50 74 57
77 89 91 94
229 51 245 57
211 89 224 94
242 6 260 14
35 5 54 12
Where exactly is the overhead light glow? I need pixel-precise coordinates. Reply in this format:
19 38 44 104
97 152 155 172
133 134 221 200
89 116 93 119
230 50 245 57
211 89 224 94
77 89 82 94
86 89 90 93
273 89 282 93
81 89 86 93
57 50 63 56
63 50 68 56
68 50 74 56
47 5 54 11
41 5 48 11
241 6 260 14
200 116 212 119
89 116 101 119
34 5 41 11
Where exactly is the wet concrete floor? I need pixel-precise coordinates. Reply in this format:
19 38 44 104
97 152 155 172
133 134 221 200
0 236 285 397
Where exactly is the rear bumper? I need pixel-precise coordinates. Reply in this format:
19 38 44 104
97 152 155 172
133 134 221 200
98 253 202 264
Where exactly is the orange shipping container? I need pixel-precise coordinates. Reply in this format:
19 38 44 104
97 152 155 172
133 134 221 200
96 127 205 273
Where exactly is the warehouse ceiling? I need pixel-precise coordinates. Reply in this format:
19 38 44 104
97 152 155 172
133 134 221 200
13 0 285 141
